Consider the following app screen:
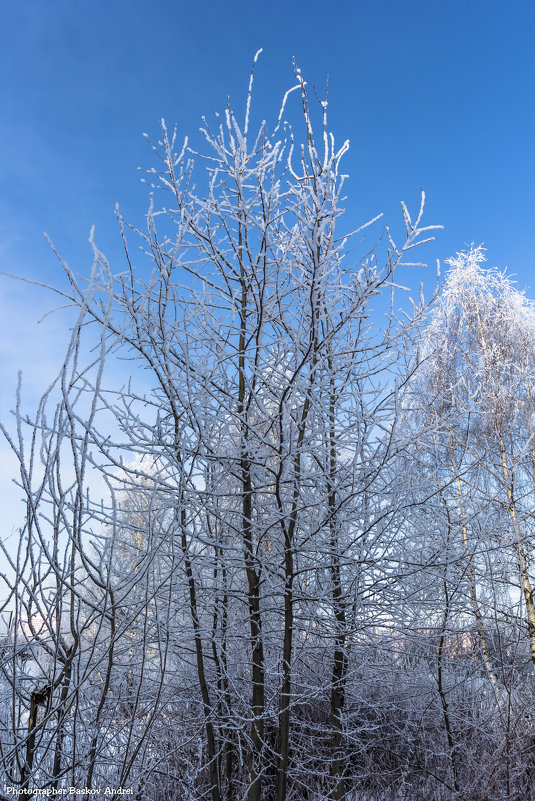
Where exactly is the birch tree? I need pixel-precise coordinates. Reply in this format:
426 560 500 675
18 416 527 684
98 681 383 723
419 248 535 672
400 247 535 798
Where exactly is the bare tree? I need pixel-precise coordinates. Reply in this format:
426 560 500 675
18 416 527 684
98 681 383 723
1 57 451 801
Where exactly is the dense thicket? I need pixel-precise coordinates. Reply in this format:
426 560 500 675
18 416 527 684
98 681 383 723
1 63 534 801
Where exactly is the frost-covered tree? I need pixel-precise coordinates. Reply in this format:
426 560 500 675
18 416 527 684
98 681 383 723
419 247 535 670
0 313 173 797
2 57 446 801
401 247 535 798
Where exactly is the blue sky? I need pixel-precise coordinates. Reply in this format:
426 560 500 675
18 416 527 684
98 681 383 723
1 0 534 282
1 0 534 531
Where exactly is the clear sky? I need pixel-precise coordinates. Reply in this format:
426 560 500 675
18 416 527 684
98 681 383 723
1 0 534 534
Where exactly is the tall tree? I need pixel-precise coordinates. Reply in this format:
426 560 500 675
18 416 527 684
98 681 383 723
2 58 442 800
417 247 535 674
